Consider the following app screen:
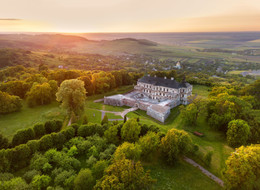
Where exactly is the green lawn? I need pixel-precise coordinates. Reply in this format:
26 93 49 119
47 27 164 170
0 101 66 140
192 84 211 98
105 112 123 120
145 160 222 190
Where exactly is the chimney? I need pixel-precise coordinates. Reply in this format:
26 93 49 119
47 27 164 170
171 77 174 80
164 76 167 79
148 74 150 77
154 75 157 78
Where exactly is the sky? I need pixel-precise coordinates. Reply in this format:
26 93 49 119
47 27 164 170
0 0 260 33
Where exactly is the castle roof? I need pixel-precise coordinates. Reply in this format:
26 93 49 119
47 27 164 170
138 76 190 89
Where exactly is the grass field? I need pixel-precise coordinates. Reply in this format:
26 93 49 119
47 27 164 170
192 84 211 98
145 160 222 190
0 101 66 140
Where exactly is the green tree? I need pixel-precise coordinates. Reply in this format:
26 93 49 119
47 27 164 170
226 119 250 147
180 97 207 125
121 119 141 142
114 142 142 161
223 145 260 190
138 131 160 159
78 75 94 96
31 174 51 190
101 115 108 125
161 128 193 163
26 82 53 107
56 79 86 116
95 157 155 190
104 125 120 145
0 91 22 114
74 169 95 190
82 115 88 125
92 160 108 180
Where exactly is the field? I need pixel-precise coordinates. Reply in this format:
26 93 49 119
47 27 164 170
0 86 133 139
192 84 211 98
145 160 222 190
0 101 66 140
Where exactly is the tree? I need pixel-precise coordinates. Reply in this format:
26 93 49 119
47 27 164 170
95 157 155 190
92 160 108 180
26 82 53 107
82 115 88 125
0 91 22 114
138 131 160 159
161 128 193 163
223 145 260 190
226 119 250 147
180 97 207 125
101 115 108 125
31 174 51 190
56 79 86 116
121 119 141 142
114 142 142 161
78 76 94 96
104 125 120 145
0 177 29 190
74 169 95 190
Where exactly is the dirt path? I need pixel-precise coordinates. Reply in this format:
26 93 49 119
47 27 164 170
99 107 138 121
183 156 224 187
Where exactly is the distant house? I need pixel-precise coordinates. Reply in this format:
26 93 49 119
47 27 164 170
58 65 64 69
175 62 181 69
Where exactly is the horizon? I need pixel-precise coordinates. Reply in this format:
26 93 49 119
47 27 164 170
1 0 260 33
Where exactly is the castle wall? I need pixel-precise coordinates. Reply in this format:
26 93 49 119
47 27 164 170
147 106 170 123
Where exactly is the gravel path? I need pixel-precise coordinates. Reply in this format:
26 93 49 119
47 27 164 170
183 156 224 187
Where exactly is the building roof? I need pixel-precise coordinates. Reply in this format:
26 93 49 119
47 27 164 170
138 76 190 89
149 104 170 114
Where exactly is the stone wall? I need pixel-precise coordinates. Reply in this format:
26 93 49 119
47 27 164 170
147 106 170 123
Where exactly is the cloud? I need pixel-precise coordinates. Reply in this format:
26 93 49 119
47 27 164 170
0 18 22 21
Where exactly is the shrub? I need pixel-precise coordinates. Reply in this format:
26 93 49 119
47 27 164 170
39 135 53 151
12 128 35 147
33 123 46 138
61 127 75 140
27 140 40 154
0 133 9 149
44 120 62 134
204 151 213 167
78 123 104 137
50 133 66 150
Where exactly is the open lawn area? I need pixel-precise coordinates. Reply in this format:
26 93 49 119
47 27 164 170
145 160 222 190
0 101 65 140
192 84 211 98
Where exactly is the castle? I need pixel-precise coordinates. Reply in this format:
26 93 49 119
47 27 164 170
104 75 192 122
